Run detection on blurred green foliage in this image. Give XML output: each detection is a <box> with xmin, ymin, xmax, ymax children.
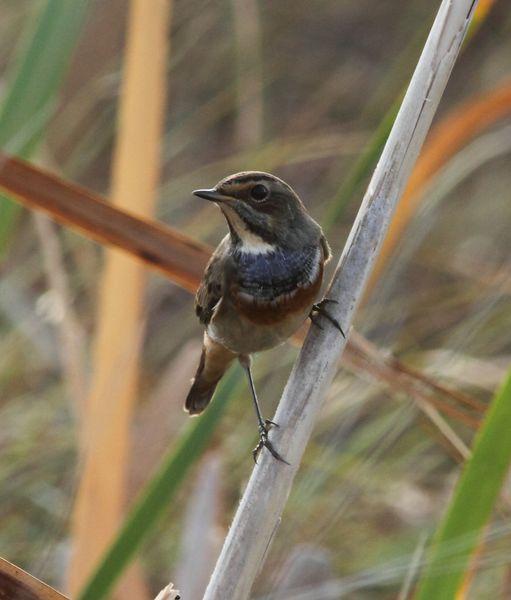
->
<box><xmin>417</xmin><ymin>367</ymin><xmax>511</xmax><ymax>599</ymax></box>
<box><xmin>0</xmin><ymin>0</ymin><xmax>90</xmax><ymax>253</ymax></box>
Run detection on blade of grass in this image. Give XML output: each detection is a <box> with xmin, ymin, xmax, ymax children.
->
<box><xmin>69</xmin><ymin>0</ymin><xmax>172</xmax><ymax>595</ymax></box>
<box><xmin>0</xmin><ymin>0</ymin><xmax>90</xmax><ymax>254</ymax></box>
<box><xmin>415</xmin><ymin>368</ymin><xmax>511</xmax><ymax>599</ymax></box>
<box><xmin>231</xmin><ymin>0</ymin><xmax>264</xmax><ymax>148</ymax></box>
<box><xmin>76</xmin><ymin>368</ymin><xmax>240</xmax><ymax>600</ymax></box>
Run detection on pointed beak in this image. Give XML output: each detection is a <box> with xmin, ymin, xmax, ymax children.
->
<box><xmin>193</xmin><ymin>188</ymin><xmax>233</xmax><ymax>203</ymax></box>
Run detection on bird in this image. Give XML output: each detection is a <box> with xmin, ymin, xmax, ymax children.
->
<box><xmin>185</xmin><ymin>171</ymin><xmax>344</xmax><ymax>463</ymax></box>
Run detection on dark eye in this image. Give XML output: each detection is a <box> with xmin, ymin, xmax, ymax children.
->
<box><xmin>250</xmin><ymin>184</ymin><xmax>269</xmax><ymax>201</ymax></box>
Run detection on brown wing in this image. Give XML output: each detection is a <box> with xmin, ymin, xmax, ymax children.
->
<box><xmin>195</xmin><ymin>236</ymin><xmax>229</xmax><ymax>326</ymax></box>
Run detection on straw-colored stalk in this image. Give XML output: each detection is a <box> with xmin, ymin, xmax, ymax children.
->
<box><xmin>175</xmin><ymin>452</ymin><xmax>223</xmax><ymax>599</ymax></box>
<box><xmin>33</xmin><ymin>212</ymin><xmax>87</xmax><ymax>414</ymax></box>
<box><xmin>154</xmin><ymin>583</ymin><xmax>181</xmax><ymax>600</ymax></box>
<box><xmin>204</xmin><ymin>2</ymin><xmax>478</xmax><ymax>597</ymax></box>
<box><xmin>68</xmin><ymin>0</ymin><xmax>172</xmax><ymax>596</ymax></box>
<box><xmin>231</xmin><ymin>0</ymin><xmax>263</xmax><ymax>148</ymax></box>
<box><xmin>0</xmin><ymin>556</ymin><xmax>68</xmax><ymax>600</ymax></box>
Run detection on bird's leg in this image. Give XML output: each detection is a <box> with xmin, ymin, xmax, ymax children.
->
<box><xmin>239</xmin><ymin>356</ymin><xmax>289</xmax><ymax>465</ymax></box>
<box><xmin>310</xmin><ymin>298</ymin><xmax>345</xmax><ymax>338</ymax></box>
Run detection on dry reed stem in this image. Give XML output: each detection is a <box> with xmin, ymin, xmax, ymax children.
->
<box><xmin>0</xmin><ymin>556</ymin><xmax>68</xmax><ymax>600</ymax></box>
<box><xmin>68</xmin><ymin>0</ymin><xmax>171</xmax><ymax>596</ymax></box>
<box><xmin>204</xmin><ymin>2</ymin><xmax>478</xmax><ymax>597</ymax></box>
<box><xmin>232</xmin><ymin>0</ymin><xmax>264</xmax><ymax>148</ymax></box>
<box><xmin>33</xmin><ymin>213</ymin><xmax>87</xmax><ymax>414</ymax></box>
<box><xmin>154</xmin><ymin>583</ymin><xmax>181</xmax><ymax>600</ymax></box>
<box><xmin>0</xmin><ymin>152</ymin><xmax>209</xmax><ymax>292</ymax></box>
<box><xmin>175</xmin><ymin>453</ymin><xmax>224</xmax><ymax>599</ymax></box>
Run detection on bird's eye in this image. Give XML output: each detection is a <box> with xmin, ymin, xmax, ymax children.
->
<box><xmin>250</xmin><ymin>184</ymin><xmax>269</xmax><ymax>201</ymax></box>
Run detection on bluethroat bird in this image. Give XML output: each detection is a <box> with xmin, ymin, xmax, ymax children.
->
<box><xmin>185</xmin><ymin>172</ymin><xmax>344</xmax><ymax>463</ymax></box>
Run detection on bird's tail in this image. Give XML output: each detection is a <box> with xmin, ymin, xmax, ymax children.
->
<box><xmin>185</xmin><ymin>334</ymin><xmax>236</xmax><ymax>415</ymax></box>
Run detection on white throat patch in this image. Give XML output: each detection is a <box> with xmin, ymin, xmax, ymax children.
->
<box><xmin>222</xmin><ymin>206</ymin><xmax>273</xmax><ymax>255</ymax></box>
<box><xmin>238</xmin><ymin>230</ymin><xmax>274</xmax><ymax>254</ymax></box>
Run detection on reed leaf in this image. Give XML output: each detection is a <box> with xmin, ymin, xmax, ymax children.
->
<box><xmin>0</xmin><ymin>152</ymin><xmax>209</xmax><ymax>292</ymax></box>
<box><xmin>0</xmin><ymin>0</ymin><xmax>90</xmax><ymax>253</ymax></box>
<box><xmin>415</xmin><ymin>368</ymin><xmax>511</xmax><ymax>599</ymax></box>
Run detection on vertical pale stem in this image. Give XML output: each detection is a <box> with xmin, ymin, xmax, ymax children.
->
<box><xmin>231</xmin><ymin>0</ymin><xmax>264</xmax><ymax>148</ymax></box>
<box><xmin>33</xmin><ymin>212</ymin><xmax>87</xmax><ymax>413</ymax></box>
<box><xmin>204</xmin><ymin>1</ymin><xmax>478</xmax><ymax>598</ymax></box>
<box><xmin>68</xmin><ymin>0</ymin><xmax>172</xmax><ymax>596</ymax></box>
<box><xmin>175</xmin><ymin>453</ymin><xmax>223</xmax><ymax>599</ymax></box>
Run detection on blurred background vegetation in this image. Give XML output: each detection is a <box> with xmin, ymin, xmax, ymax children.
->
<box><xmin>0</xmin><ymin>0</ymin><xmax>510</xmax><ymax>598</ymax></box>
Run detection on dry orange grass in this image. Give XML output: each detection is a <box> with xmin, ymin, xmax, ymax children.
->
<box><xmin>0</xmin><ymin>556</ymin><xmax>68</xmax><ymax>600</ymax></box>
<box><xmin>68</xmin><ymin>1</ymin><xmax>172</xmax><ymax>596</ymax></box>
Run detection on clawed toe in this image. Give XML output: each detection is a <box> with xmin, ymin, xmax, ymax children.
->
<box><xmin>252</xmin><ymin>423</ymin><xmax>289</xmax><ymax>465</ymax></box>
<box><xmin>309</xmin><ymin>312</ymin><xmax>323</xmax><ymax>330</ymax></box>
<box><xmin>310</xmin><ymin>298</ymin><xmax>345</xmax><ymax>338</ymax></box>
<box><xmin>320</xmin><ymin>298</ymin><xmax>338</xmax><ymax>306</ymax></box>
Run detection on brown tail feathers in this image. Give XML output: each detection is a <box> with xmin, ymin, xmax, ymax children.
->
<box><xmin>185</xmin><ymin>334</ymin><xmax>236</xmax><ymax>415</ymax></box>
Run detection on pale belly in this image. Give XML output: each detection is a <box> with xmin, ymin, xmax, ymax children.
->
<box><xmin>207</xmin><ymin>297</ymin><xmax>312</xmax><ymax>355</ymax></box>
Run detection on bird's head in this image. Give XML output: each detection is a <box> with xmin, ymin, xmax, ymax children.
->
<box><xmin>193</xmin><ymin>171</ymin><xmax>320</xmax><ymax>250</ymax></box>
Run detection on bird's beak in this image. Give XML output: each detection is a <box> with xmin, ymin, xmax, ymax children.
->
<box><xmin>193</xmin><ymin>188</ymin><xmax>233</xmax><ymax>203</ymax></box>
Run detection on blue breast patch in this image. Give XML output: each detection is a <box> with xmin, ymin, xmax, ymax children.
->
<box><xmin>234</xmin><ymin>245</ymin><xmax>320</xmax><ymax>301</ymax></box>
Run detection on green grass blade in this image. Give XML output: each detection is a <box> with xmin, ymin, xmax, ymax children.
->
<box><xmin>77</xmin><ymin>367</ymin><xmax>241</xmax><ymax>600</ymax></box>
<box><xmin>415</xmin><ymin>368</ymin><xmax>511</xmax><ymax>599</ymax></box>
<box><xmin>0</xmin><ymin>0</ymin><xmax>91</xmax><ymax>253</ymax></box>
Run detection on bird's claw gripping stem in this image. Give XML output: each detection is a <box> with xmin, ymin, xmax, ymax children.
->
<box><xmin>310</xmin><ymin>298</ymin><xmax>345</xmax><ymax>338</ymax></box>
<box><xmin>252</xmin><ymin>420</ymin><xmax>289</xmax><ymax>464</ymax></box>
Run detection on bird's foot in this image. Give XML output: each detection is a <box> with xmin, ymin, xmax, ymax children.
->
<box><xmin>310</xmin><ymin>298</ymin><xmax>345</xmax><ymax>338</ymax></box>
<box><xmin>252</xmin><ymin>420</ymin><xmax>289</xmax><ymax>465</ymax></box>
